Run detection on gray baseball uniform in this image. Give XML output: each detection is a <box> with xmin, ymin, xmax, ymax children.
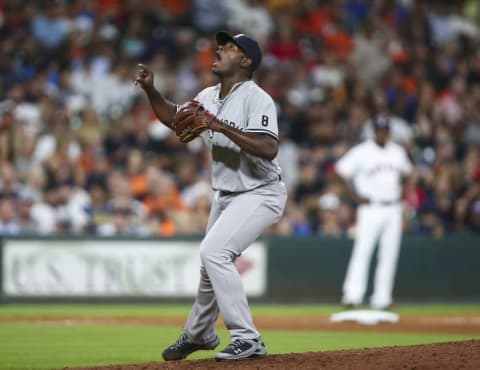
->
<box><xmin>183</xmin><ymin>80</ymin><xmax>287</xmax><ymax>343</ymax></box>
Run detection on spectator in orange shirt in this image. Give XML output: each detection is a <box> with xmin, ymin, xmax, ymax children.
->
<box><xmin>142</xmin><ymin>166</ymin><xmax>186</xmax><ymax>236</ymax></box>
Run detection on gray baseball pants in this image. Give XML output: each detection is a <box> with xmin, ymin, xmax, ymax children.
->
<box><xmin>184</xmin><ymin>180</ymin><xmax>287</xmax><ymax>344</ymax></box>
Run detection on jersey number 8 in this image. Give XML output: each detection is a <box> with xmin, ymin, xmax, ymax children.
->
<box><xmin>261</xmin><ymin>115</ymin><xmax>269</xmax><ymax>127</ymax></box>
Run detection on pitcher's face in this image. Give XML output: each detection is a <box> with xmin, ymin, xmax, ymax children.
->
<box><xmin>212</xmin><ymin>41</ymin><xmax>249</xmax><ymax>76</ymax></box>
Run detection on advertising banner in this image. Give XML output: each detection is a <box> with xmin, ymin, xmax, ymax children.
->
<box><xmin>2</xmin><ymin>240</ymin><xmax>266</xmax><ymax>297</ymax></box>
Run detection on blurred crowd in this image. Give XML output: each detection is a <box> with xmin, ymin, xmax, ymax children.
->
<box><xmin>0</xmin><ymin>0</ymin><xmax>480</xmax><ymax>238</ymax></box>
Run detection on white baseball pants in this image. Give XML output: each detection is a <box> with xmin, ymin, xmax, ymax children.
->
<box><xmin>342</xmin><ymin>203</ymin><xmax>403</xmax><ymax>309</ymax></box>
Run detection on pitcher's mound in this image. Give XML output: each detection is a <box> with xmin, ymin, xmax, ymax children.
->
<box><xmin>66</xmin><ymin>339</ymin><xmax>480</xmax><ymax>370</ymax></box>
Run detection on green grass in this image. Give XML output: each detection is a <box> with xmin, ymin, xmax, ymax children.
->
<box><xmin>0</xmin><ymin>323</ymin><xmax>478</xmax><ymax>370</ymax></box>
<box><xmin>0</xmin><ymin>303</ymin><xmax>479</xmax><ymax>369</ymax></box>
<box><xmin>0</xmin><ymin>303</ymin><xmax>479</xmax><ymax>317</ymax></box>
<box><xmin>0</xmin><ymin>303</ymin><xmax>192</xmax><ymax>318</ymax></box>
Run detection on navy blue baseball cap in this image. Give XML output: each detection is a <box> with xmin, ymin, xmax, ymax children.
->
<box><xmin>216</xmin><ymin>31</ymin><xmax>262</xmax><ymax>71</ymax></box>
<box><xmin>373</xmin><ymin>115</ymin><xmax>390</xmax><ymax>130</ymax></box>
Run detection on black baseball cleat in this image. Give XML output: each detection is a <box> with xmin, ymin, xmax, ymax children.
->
<box><xmin>162</xmin><ymin>333</ymin><xmax>220</xmax><ymax>361</ymax></box>
<box><xmin>215</xmin><ymin>337</ymin><xmax>267</xmax><ymax>361</ymax></box>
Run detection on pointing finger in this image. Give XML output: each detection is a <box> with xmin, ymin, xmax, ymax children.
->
<box><xmin>137</xmin><ymin>63</ymin><xmax>151</xmax><ymax>73</ymax></box>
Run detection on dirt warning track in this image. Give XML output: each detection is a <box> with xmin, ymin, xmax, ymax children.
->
<box><xmin>2</xmin><ymin>313</ymin><xmax>480</xmax><ymax>334</ymax></box>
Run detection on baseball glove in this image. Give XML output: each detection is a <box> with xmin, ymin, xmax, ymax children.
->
<box><xmin>172</xmin><ymin>100</ymin><xmax>215</xmax><ymax>143</ymax></box>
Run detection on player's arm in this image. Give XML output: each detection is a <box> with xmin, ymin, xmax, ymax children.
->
<box><xmin>135</xmin><ymin>64</ymin><xmax>176</xmax><ymax>129</ymax></box>
<box><xmin>334</xmin><ymin>173</ymin><xmax>369</xmax><ymax>205</ymax></box>
<box><xmin>335</xmin><ymin>149</ymin><xmax>369</xmax><ymax>204</ymax></box>
<box><xmin>399</xmin><ymin>148</ymin><xmax>414</xmax><ymax>199</ymax></box>
<box><xmin>173</xmin><ymin>92</ymin><xmax>278</xmax><ymax>158</ymax></box>
<box><xmin>209</xmin><ymin>120</ymin><xmax>278</xmax><ymax>160</ymax></box>
<box><xmin>400</xmin><ymin>173</ymin><xmax>410</xmax><ymax>198</ymax></box>
<box><xmin>207</xmin><ymin>91</ymin><xmax>279</xmax><ymax>161</ymax></box>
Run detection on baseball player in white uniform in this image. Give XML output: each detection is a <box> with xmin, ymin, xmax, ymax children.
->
<box><xmin>135</xmin><ymin>32</ymin><xmax>287</xmax><ymax>361</ymax></box>
<box><xmin>335</xmin><ymin>116</ymin><xmax>412</xmax><ymax>310</ymax></box>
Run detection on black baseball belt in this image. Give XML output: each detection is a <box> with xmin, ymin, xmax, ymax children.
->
<box><xmin>219</xmin><ymin>175</ymin><xmax>282</xmax><ymax>197</ymax></box>
<box><xmin>371</xmin><ymin>199</ymin><xmax>401</xmax><ymax>206</ymax></box>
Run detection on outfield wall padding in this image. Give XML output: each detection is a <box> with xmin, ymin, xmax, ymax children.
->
<box><xmin>1</xmin><ymin>234</ymin><xmax>479</xmax><ymax>303</ymax></box>
<box><xmin>265</xmin><ymin>234</ymin><xmax>480</xmax><ymax>302</ymax></box>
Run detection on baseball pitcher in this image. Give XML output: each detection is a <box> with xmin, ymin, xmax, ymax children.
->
<box><xmin>135</xmin><ymin>31</ymin><xmax>287</xmax><ymax>361</ymax></box>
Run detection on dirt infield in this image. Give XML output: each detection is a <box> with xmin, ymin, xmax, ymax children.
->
<box><xmin>3</xmin><ymin>314</ymin><xmax>478</xmax><ymax>369</ymax></box>
<box><xmin>2</xmin><ymin>313</ymin><xmax>480</xmax><ymax>333</ymax></box>
<box><xmin>64</xmin><ymin>340</ymin><xmax>480</xmax><ymax>370</ymax></box>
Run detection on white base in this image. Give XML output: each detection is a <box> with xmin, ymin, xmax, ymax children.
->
<box><xmin>329</xmin><ymin>309</ymin><xmax>400</xmax><ymax>325</ymax></box>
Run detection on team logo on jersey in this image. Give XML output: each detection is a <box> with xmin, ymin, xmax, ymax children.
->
<box><xmin>220</xmin><ymin>118</ymin><xmax>243</xmax><ymax>131</ymax></box>
<box><xmin>367</xmin><ymin>163</ymin><xmax>398</xmax><ymax>176</ymax></box>
<box><xmin>207</xmin><ymin>118</ymin><xmax>243</xmax><ymax>139</ymax></box>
